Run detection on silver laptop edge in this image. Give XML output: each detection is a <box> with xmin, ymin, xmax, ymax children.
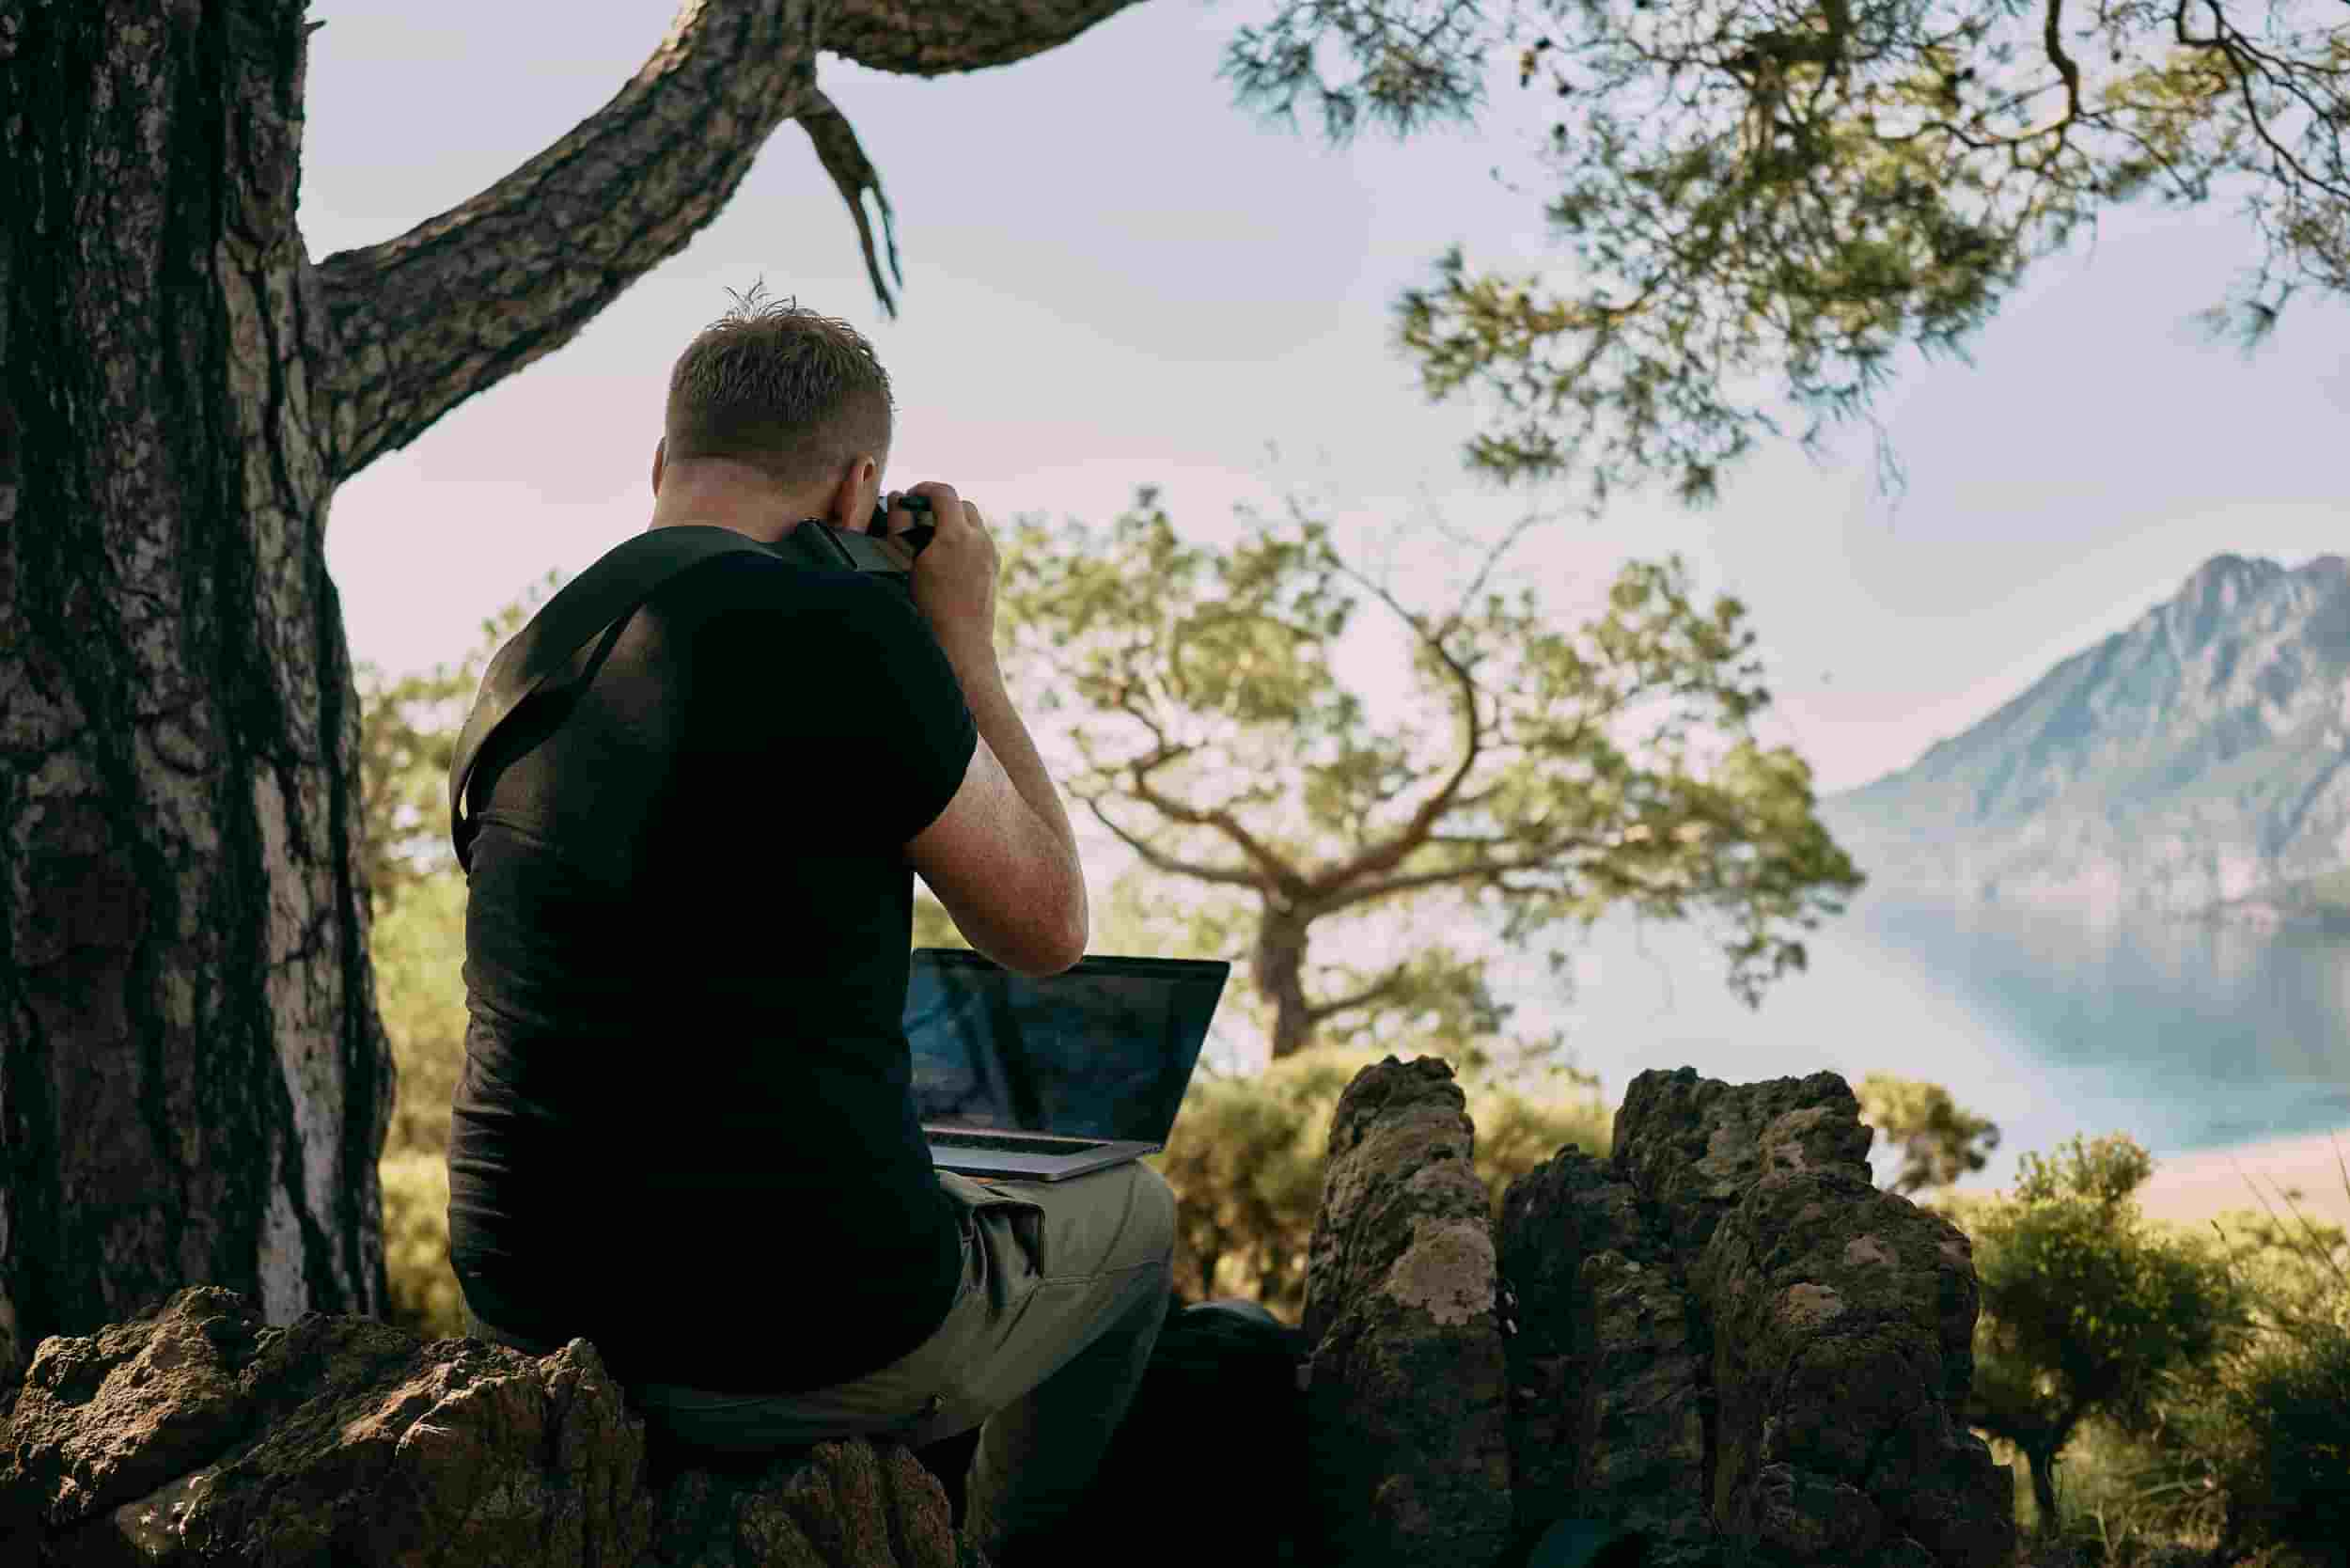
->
<box><xmin>911</xmin><ymin>949</ymin><xmax>1229</xmax><ymax>1183</ymax></box>
<box><xmin>934</xmin><ymin>1138</ymin><xmax>1163</xmax><ymax>1183</ymax></box>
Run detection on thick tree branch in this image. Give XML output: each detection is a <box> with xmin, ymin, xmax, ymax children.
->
<box><xmin>1080</xmin><ymin>793</ymin><xmax>1266</xmax><ymax>890</ymax></box>
<box><xmin>1303</xmin><ymin>967</ymin><xmax>1410</xmax><ymax>1027</ymax></box>
<box><xmin>818</xmin><ymin>0</ymin><xmax>1147</xmax><ymax>76</ymax></box>
<box><xmin>1302</xmin><ymin>551</ymin><xmax>1490</xmax><ymax>900</ymax></box>
<box><xmin>1124</xmin><ymin>753</ymin><xmax>1308</xmax><ymax>893</ymax></box>
<box><xmin>314</xmin><ymin>1</ymin><xmax>815</xmax><ymax>481</ymax></box>
<box><xmin>1318</xmin><ymin>822</ymin><xmax>1623</xmax><ymax>915</ymax></box>
<box><xmin>311</xmin><ymin>0</ymin><xmax>1143</xmax><ymax>484</ymax></box>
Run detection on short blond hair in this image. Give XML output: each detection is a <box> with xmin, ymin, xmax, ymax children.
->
<box><xmin>663</xmin><ymin>282</ymin><xmax>894</xmax><ymax>493</ymax></box>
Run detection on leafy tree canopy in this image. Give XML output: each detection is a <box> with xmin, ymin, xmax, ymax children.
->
<box><xmin>992</xmin><ymin>483</ymin><xmax>1865</xmax><ymax>1058</ymax></box>
<box><xmin>1215</xmin><ymin>0</ymin><xmax>2348</xmax><ymax>511</ymax></box>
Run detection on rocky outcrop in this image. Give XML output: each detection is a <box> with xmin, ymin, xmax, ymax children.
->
<box><xmin>1300</xmin><ymin>1056</ymin><xmax>1515</xmax><ymax>1568</ymax></box>
<box><xmin>1491</xmin><ymin>1065</ymin><xmax>2015</xmax><ymax>1568</ymax></box>
<box><xmin>2</xmin><ymin>1059</ymin><xmax>2014</xmax><ymax>1568</ymax></box>
<box><xmin>0</xmin><ymin>1285</ymin><xmax>974</xmax><ymax>1567</ymax></box>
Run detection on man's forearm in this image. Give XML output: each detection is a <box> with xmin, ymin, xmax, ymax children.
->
<box><xmin>936</xmin><ymin>630</ymin><xmax>1084</xmax><ymax>871</ymax></box>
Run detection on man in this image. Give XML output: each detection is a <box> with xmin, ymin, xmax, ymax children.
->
<box><xmin>446</xmin><ymin>293</ymin><xmax>1177</xmax><ymax>1560</ymax></box>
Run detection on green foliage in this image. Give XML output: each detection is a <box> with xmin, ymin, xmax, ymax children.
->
<box><xmin>1145</xmin><ymin>1042</ymin><xmax>1613</xmax><ymax>1316</ymax></box>
<box><xmin>381</xmin><ymin>1146</ymin><xmax>465</xmax><ymax>1341</ymax></box>
<box><xmin>1856</xmin><ymin>1072</ymin><xmax>2001</xmax><ymax>1195</ymax></box>
<box><xmin>354</xmin><ymin>567</ymin><xmax>565</xmax><ymax>916</ymax></box>
<box><xmin>1933</xmin><ymin>1133</ymin><xmax>2291</xmax><ymax>1544</ymax></box>
<box><xmin>1218</xmin><ymin>0</ymin><xmax>2350</xmax><ymax>513</ymax></box>
<box><xmin>1958</xmin><ymin>1144</ymin><xmax>2350</xmax><ymax>1565</ymax></box>
<box><xmin>995</xmin><ymin>486</ymin><xmax>1865</xmax><ymax>1062</ymax></box>
<box><xmin>2138</xmin><ymin>1149</ymin><xmax>2350</xmax><ymax>1565</ymax></box>
<box><xmin>1968</xmin><ymin>1134</ymin><xmax>2252</xmax><ymax>1428</ymax></box>
<box><xmin>375</xmin><ymin>868</ymin><xmax>467</xmax><ymax>1158</ymax></box>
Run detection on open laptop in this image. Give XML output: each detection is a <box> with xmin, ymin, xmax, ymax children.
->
<box><xmin>903</xmin><ymin>948</ymin><xmax>1231</xmax><ymax>1181</ymax></box>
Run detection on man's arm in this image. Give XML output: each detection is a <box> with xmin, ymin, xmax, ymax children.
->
<box><xmin>889</xmin><ymin>478</ymin><xmax>1089</xmax><ymax>977</ymax></box>
<box><xmin>904</xmin><ymin>626</ymin><xmax>1089</xmax><ymax>978</ymax></box>
<box><xmin>934</xmin><ymin>625</ymin><xmax>1082</xmax><ymax>873</ymax></box>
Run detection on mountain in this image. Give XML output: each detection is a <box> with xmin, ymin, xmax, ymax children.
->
<box><xmin>1816</xmin><ymin>553</ymin><xmax>2350</xmax><ymax>921</ymax></box>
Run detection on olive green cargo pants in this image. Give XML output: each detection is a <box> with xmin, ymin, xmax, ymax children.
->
<box><xmin>463</xmin><ymin>1160</ymin><xmax>1176</xmax><ymax>1558</ymax></box>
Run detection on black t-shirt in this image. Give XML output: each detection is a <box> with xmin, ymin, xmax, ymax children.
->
<box><xmin>446</xmin><ymin>543</ymin><xmax>979</xmax><ymax>1395</ymax></box>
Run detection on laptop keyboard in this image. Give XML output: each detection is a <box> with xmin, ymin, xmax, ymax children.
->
<box><xmin>928</xmin><ymin>1128</ymin><xmax>1111</xmax><ymax>1152</ymax></box>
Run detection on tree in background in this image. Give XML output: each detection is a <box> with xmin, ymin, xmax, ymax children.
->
<box><xmin>989</xmin><ymin>485</ymin><xmax>1866</xmax><ymax>1064</ymax></box>
<box><xmin>0</xmin><ymin>0</ymin><xmax>1162</xmax><ymax>1380</ymax></box>
<box><xmin>1218</xmin><ymin>0</ymin><xmax>2350</xmax><ymax>513</ymax></box>
<box><xmin>1857</xmin><ymin>1072</ymin><xmax>2002</xmax><ymax>1196</ymax></box>
<box><xmin>1932</xmin><ymin>1133</ymin><xmax>2260</xmax><ymax>1540</ymax></box>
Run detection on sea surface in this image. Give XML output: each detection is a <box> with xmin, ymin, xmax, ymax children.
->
<box><xmin>1203</xmin><ymin>886</ymin><xmax>2350</xmax><ymax>1199</ymax></box>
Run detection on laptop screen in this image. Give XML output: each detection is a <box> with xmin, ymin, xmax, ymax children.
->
<box><xmin>903</xmin><ymin>949</ymin><xmax>1231</xmax><ymax>1143</ymax></box>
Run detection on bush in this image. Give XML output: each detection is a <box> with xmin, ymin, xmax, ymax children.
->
<box><xmin>370</xmin><ymin>866</ymin><xmax>469</xmax><ymax>1336</ymax></box>
<box><xmin>1145</xmin><ymin>1041</ymin><xmax>1611</xmax><ymax>1320</ymax></box>
<box><xmin>1935</xmin><ymin>1146</ymin><xmax>2350</xmax><ymax>1568</ymax></box>
<box><xmin>381</xmin><ymin>1146</ymin><xmax>464</xmax><ymax>1340</ymax></box>
<box><xmin>373</xmin><ymin>869</ymin><xmax>467</xmax><ymax>1160</ymax></box>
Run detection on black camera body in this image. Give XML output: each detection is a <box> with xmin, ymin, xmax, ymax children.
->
<box><xmin>793</xmin><ymin>491</ymin><xmax>933</xmax><ymax>570</ymax></box>
<box><xmin>868</xmin><ymin>490</ymin><xmax>934</xmax><ymax>556</ymax></box>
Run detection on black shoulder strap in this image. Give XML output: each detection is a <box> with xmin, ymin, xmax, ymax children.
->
<box><xmin>446</xmin><ymin>522</ymin><xmax>912</xmax><ymax>874</ymax></box>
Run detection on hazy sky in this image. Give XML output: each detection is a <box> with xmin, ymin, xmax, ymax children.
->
<box><xmin>306</xmin><ymin>0</ymin><xmax>2350</xmax><ymax>808</ymax></box>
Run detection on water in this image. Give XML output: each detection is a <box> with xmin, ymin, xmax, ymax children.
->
<box><xmin>1539</xmin><ymin>887</ymin><xmax>2350</xmax><ymax>1195</ymax></box>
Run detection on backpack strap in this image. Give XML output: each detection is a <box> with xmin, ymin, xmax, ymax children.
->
<box><xmin>446</xmin><ymin>522</ymin><xmax>913</xmax><ymax>874</ymax></box>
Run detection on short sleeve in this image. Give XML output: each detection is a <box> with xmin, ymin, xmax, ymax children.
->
<box><xmin>689</xmin><ymin>566</ymin><xmax>979</xmax><ymax>847</ymax></box>
<box><xmin>823</xmin><ymin>577</ymin><xmax>980</xmax><ymax>843</ymax></box>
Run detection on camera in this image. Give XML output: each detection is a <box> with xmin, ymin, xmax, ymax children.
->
<box><xmin>868</xmin><ymin>491</ymin><xmax>934</xmax><ymax>556</ymax></box>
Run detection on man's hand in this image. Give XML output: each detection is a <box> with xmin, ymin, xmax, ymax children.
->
<box><xmin>882</xmin><ymin>482</ymin><xmax>998</xmax><ymax>654</ymax></box>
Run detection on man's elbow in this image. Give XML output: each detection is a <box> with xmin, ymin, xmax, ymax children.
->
<box><xmin>1028</xmin><ymin>882</ymin><xmax>1089</xmax><ymax>977</ymax></box>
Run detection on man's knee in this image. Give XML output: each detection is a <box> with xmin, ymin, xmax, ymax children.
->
<box><xmin>1130</xmin><ymin>1162</ymin><xmax>1177</xmax><ymax>1262</ymax></box>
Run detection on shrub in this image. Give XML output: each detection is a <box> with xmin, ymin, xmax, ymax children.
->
<box><xmin>381</xmin><ymin>1145</ymin><xmax>465</xmax><ymax>1341</ymax></box>
<box><xmin>1146</xmin><ymin>1042</ymin><xmax>1611</xmax><ymax>1320</ymax></box>
<box><xmin>373</xmin><ymin>869</ymin><xmax>467</xmax><ymax>1160</ymax></box>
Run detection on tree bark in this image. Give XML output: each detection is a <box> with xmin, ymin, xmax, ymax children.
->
<box><xmin>2024</xmin><ymin>1439</ymin><xmax>2062</xmax><ymax>1538</ymax></box>
<box><xmin>0</xmin><ymin>0</ymin><xmax>1139</xmax><ymax>1388</ymax></box>
<box><xmin>1252</xmin><ymin>905</ymin><xmax>1314</xmax><ymax>1059</ymax></box>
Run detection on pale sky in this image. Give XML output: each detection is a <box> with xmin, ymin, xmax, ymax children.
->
<box><xmin>306</xmin><ymin>0</ymin><xmax>2350</xmax><ymax>811</ymax></box>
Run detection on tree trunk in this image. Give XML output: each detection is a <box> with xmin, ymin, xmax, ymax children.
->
<box><xmin>0</xmin><ymin>0</ymin><xmax>1141</xmax><ymax>1388</ymax></box>
<box><xmin>1253</xmin><ymin>906</ymin><xmax>1314</xmax><ymax>1060</ymax></box>
<box><xmin>2024</xmin><ymin>1439</ymin><xmax>2062</xmax><ymax>1538</ymax></box>
<box><xmin>0</xmin><ymin>0</ymin><xmax>392</xmax><ymax>1387</ymax></box>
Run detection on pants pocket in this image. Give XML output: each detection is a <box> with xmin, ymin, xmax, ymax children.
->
<box><xmin>936</xmin><ymin>1168</ymin><xmax>1047</xmax><ymax>1277</ymax></box>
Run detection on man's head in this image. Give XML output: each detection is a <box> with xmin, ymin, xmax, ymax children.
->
<box><xmin>650</xmin><ymin>285</ymin><xmax>895</xmax><ymax>542</ymax></box>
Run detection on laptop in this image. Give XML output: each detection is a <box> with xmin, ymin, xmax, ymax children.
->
<box><xmin>903</xmin><ymin>948</ymin><xmax>1231</xmax><ymax>1181</ymax></box>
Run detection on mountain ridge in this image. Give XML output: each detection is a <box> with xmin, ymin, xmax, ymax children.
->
<box><xmin>1817</xmin><ymin>552</ymin><xmax>2350</xmax><ymax>920</ymax></box>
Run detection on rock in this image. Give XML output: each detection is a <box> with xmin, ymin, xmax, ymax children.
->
<box><xmin>1496</xmin><ymin>1143</ymin><xmax>1712</xmax><ymax>1566</ymax></box>
<box><xmin>0</xmin><ymin>1284</ymin><xmax>976</xmax><ymax>1567</ymax></box>
<box><xmin>4</xmin><ymin>1059</ymin><xmax>2017</xmax><ymax>1568</ymax></box>
<box><xmin>1299</xmin><ymin>1056</ymin><xmax>1515</xmax><ymax>1568</ymax></box>
<box><xmin>1496</xmin><ymin>1065</ymin><xmax>2016</xmax><ymax>1568</ymax></box>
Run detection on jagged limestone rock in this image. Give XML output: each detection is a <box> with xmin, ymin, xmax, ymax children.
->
<box><xmin>1301</xmin><ymin>1056</ymin><xmax>1514</xmax><ymax>1568</ymax></box>
<box><xmin>1496</xmin><ymin>1066</ymin><xmax>2015</xmax><ymax>1568</ymax></box>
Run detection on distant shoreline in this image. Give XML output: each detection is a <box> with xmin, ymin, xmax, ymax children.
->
<box><xmin>1975</xmin><ymin>1123</ymin><xmax>2350</xmax><ymax>1238</ymax></box>
<box><xmin>2186</xmin><ymin>897</ymin><xmax>2350</xmax><ymax>937</ymax></box>
<box><xmin>1846</xmin><ymin>879</ymin><xmax>2350</xmax><ymax>937</ymax></box>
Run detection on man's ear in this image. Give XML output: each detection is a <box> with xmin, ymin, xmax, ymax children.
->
<box><xmin>838</xmin><ymin>455</ymin><xmax>882</xmax><ymax>529</ymax></box>
<box><xmin>650</xmin><ymin>437</ymin><xmax>666</xmax><ymax>495</ymax></box>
